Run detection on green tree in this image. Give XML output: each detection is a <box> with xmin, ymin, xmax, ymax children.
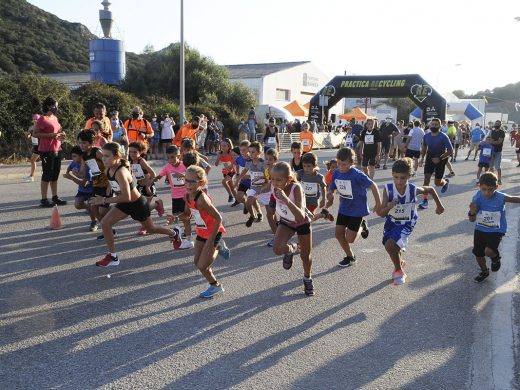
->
<box><xmin>382</xmin><ymin>98</ymin><xmax>417</xmax><ymax>122</ymax></box>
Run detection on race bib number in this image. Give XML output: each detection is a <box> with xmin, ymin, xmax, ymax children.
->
<box><xmin>335</xmin><ymin>179</ymin><xmax>353</xmax><ymax>199</ymax></box>
<box><xmin>131</xmin><ymin>164</ymin><xmax>145</xmax><ymax>180</ymax></box>
<box><xmin>250</xmin><ymin>170</ymin><xmax>265</xmax><ymax>184</ymax></box>
<box><xmin>476</xmin><ymin>210</ymin><xmax>501</xmax><ymax>229</ymax></box>
<box><xmin>268</xmin><ymin>137</ymin><xmax>276</xmax><ymax>146</ymax></box>
<box><xmin>109</xmin><ymin>180</ymin><xmax>121</xmax><ymax>193</ymax></box>
<box><xmin>276</xmin><ymin>202</ymin><xmax>295</xmax><ymax>222</ymax></box>
<box><xmin>31</xmin><ymin>136</ymin><xmax>39</xmax><ymax>145</ymax></box>
<box><xmin>170</xmin><ymin>173</ymin><xmax>185</xmax><ymax>187</ymax></box>
<box><xmin>365</xmin><ymin>134</ymin><xmax>374</xmax><ymax>144</ymax></box>
<box><xmin>238</xmin><ymin>165</ymin><xmax>246</xmax><ymax>174</ymax></box>
<box><xmin>389</xmin><ymin>203</ymin><xmax>413</xmax><ymax>222</ymax></box>
<box><xmin>345</xmin><ymin>135</ymin><xmax>353</xmax><ymax>147</ymax></box>
<box><xmin>302</xmin><ymin>181</ymin><xmax>318</xmax><ymax>197</ymax></box>
<box><xmin>302</xmin><ymin>139</ymin><xmax>310</xmax><ymax>147</ymax></box>
<box><xmin>86</xmin><ymin>159</ymin><xmax>101</xmax><ymax>177</ymax></box>
<box><xmin>482</xmin><ymin>148</ymin><xmax>492</xmax><ymax>157</ymax></box>
<box><xmin>191</xmin><ymin>208</ymin><xmax>207</xmax><ymax>229</ymax></box>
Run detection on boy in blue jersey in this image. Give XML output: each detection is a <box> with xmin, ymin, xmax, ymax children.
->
<box><xmin>232</xmin><ymin>140</ymin><xmax>251</xmax><ymax>214</ymax></box>
<box><xmin>468</xmin><ymin>172</ymin><xmax>520</xmax><ymax>282</ymax></box>
<box><xmin>476</xmin><ymin>140</ymin><xmax>494</xmax><ymax>185</ymax></box>
<box><xmin>326</xmin><ymin>147</ymin><xmax>382</xmax><ymax>267</ymax></box>
<box><xmin>63</xmin><ymin>145</ymin><xmax>96</xmax><ymax>231</ymax></box>
<box><xmin>378</xmin><ymin>158</ymin><xmax>444</xmax><ymax>285</ymax></box>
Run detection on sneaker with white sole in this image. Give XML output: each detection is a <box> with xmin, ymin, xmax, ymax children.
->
<box><xmin>22</xmin><ymin>175</ymin><xmax>34</xmax><ymax>182</ymax></box>
<box><xmin>393</xmin><ymin>270</ymin><xmax>407</xmax><ymax>285</ymax></box>
<box><xmin>89</xmin><ymin>221</ymin><xmax>98</xmax><ymax>232</ymax></box>
<box><xmin>179</xmin><ymin>239</ymin><xmax>194</xmax><ymax>249</ymax></box>
<box><xmin>96</xmin><ymin>253</ymin><xmax>120</xmax><ymax>267</ymax></box>
<box><xmin>199</xmin><ymin>284</ymin><xmax>224</xmax><ymax>298</ymax></box>
<box><xmin>218</xmin><ymin>239</ymin><xmax>231</xmax><ymax>260</ymax></box>
<box><xmin>266</xmin><ymin>238</ymin><xmax>274</xmax><ymax>247</ymax></box>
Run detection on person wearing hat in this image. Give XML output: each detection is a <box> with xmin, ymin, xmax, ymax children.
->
<box><xmin>23</xmin><ymin>114</ymin><xmax>42</xmax><ymax>182</ymax></box>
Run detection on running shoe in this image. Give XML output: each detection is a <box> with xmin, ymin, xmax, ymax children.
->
<box><xmin>97</xmin><ymin>229</ymin><xmax>116</xmax><ymax>240</ymax></box>
<box><xmin>393</xmin><ymin>270</ymin><xmax>407</xmax><ymax>285</ymax></box>
<box><xmin>303</xmin><ymin>278</ymin><xmax>315</xmax><ymax>296</ymax></box>
<box><xmin>320</xmin><ymin>209</ymin><xmax>334</xmax><ymax>222</ymax></box>
<box><xmin>491</xmin><ymin>256</ymin><xmax>501</xmax><ymax>272</ymax></box>
<box><xmin>230</xmin><ymin>200</ymin><xmax>239</xmax><ymax>207</ymax></box>
<box><xmin>199</xmin><ymin>284</ymin><xmax>224</xmax><ymax>298</ymax></box>
<box><xmin>170</xmin><ymin>228</ymin><xmax>182</xmax><ymax>249</ymax></box>
<box><xmin>22</xmin><ymin>175</ymin><xmax>34</xmax><ymax>182</ymax></box>
<box><xmin>40</xmin><ymin>199</ymin><xmax>54</xmax><ymax>208</ymax></box>
<box><xmin>243</xmin><ymin>205</ymin><xmax>248</xmax><ymax>214</ymax></box>
<box><xmin>89</xmin><ymin>221</ymin><xmax>98</xmax><ymax>232</ymax></box>
<box><xmin>179</xmin><ymin>239</ymin><xmax>194</xmax><ymax>249</ymax></box>
<box><xmin>283</xmin><ymin>252</ymin><xmax>294</xmax><ymax>270</ymax></box>
<box><xmin>266</xmin><ymin>238</ymin><xmax>274</xmax><ymax>247</ymax></box>
<box><xmin>474</xmin><ymin>268</ymin><xmax>490</xmax><ymax>283</ymax></box>
<box><xmin>245</xmin><ymin>216</ymin><xmax>255</xmax><ymax>227</ymax></box>
<box><xmin>52</xmin><ymin>196</ymin><xmax>67</xmax><ymax>206</ymax></box>
<box><xmin>441</xmin><ymin>179</ymin><xmax>450</xmax><ymax>193</ymax></box>
<box><xmin>360</xmin><ymin>219</ymin><xmax>369</xmax><ymax>239</ymax></box>
<box><xmin>228</xmin><ymin>195</ymin><xmax>234</xmax><ymax>203</ymax></box>
<box><xmin>155</xmin><ymin>198</ymin><xmax>165</xmax><ymax>217</ymax></box>
<box><xmin>218</xmin><ymin>239</ymin><xmax>231</xmax><ymax>260</ymax></box>
<box><xmin>255</xmin><ymin>213</ymin><xmax>263</xmax><ymax>223</ymax></box>
<box><xmin>96</xmin><ymin>253</ymin><xmax>120</xmax><ymax>267</ymax></box>
<box><xmin>446</xmin><ymin>171</ymin><xmax>455</xmax><ymax>177</ymax></box>
<box><xmin>138</xmin><ymin>226</ymin><xmax>148</xmax><ymax>236</ymax></box>
<box><xmin>338</xmin><ymin>255</ymin><xmax>356</xmax><ymax>267</ymax></box>
<box><xmin>418</xmin><ymin>199</ymin><xmax>429</xmax><ymax>209</ymax></box>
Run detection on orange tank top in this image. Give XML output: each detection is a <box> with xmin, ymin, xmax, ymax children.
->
<box><xmin>186</xmin><ymin>191</ymin><xmax>225</xmax><ymax>239</ymax></box>
<box><xmin>219</xmin><ymin>152</ymin><xmax>235</xmax><ymax>174</ymax></box>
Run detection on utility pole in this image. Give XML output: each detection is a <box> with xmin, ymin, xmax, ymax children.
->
<box><xmin>179</xmin><ymin>0</ymin><xmax>185</xmax><ymax>125</ymax></box>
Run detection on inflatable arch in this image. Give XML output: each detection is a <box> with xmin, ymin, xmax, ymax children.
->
<box><xmin>308</xmin><ymin>74</ymin><xmax>446</xmax><ymax>124</ymax></box>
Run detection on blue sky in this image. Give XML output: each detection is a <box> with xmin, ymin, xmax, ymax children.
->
<box><xmin>28</xmin><ymin>0</ymin><xmax>520</xmax><ymax>95</ymax></box>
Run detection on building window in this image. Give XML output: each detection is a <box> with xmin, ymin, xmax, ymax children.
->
<box><xmin>276</xmin><ymin>88</ymin><xmax>290</xmax><ymax>101</ymax></box>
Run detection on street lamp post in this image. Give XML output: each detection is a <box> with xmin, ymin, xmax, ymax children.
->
<box><xmin>179</xmin><ymin>0</ymin><xmax>185</xmax><ymax>125</ymax></box>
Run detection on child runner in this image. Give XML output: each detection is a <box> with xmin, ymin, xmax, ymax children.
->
<box><xmin>89</xmin><ymin>142</ymin><xmax>178</xmax><ymax>267</ymax></box>
<box><xmin>326</xmin><ymin>147</ymin><xmax>382</xmax><ymax>267</ymax></box>
<box><xmin>299</xmin><ymin>122</ymin><xmax>314</xmax><ymax>153</ymax></box>
<box><xmin>174</xmin><ymin>165</ymin><xmax>230</xmax><ymax>298</ymax></box>
<box><xmin>232</xmin><ymin>140</ymin><xmax>251</xmax><ymax>212</ymax></box>
<box><xmin>258</xmin><ymin>148</ymin><xmax>279</xmax><ymax>247</ymax></box>
<box><xmin>271</xmin><ymin>161</ymin><xmax>315</xmax><ymax>296</ymax></box>
<box><xmin>63</xmin><ymin>145</ymin><xmax>96</xmax><ymax>230</ymax></box>
<box><xmin>77</xmin><ymin>129</ymin><xmax>110</xmax><ymax>237</ymax></box>
<box><xmin>290</xmin><ymin>142</ymin><xmax>304</xmax><ymax>172</ymax></box>
<box><xmin>263</xmin><ymin>117</ymin><xmax>280</xmax><ymax>153</ymax></box>
<box><xmin>343</xmin><ymin>126</ymin><xmax>359</xmax><ymax>149</ymax></box>
<box><xmin>128</xmin><ymin>141</ymin><xmax>165</xmax><ymax>236</ymax></box>
<box><xmin>324</xmin><ymin>159</ymin><xmax>337</xmax><ymax>188</ymax></box>
<box><xmin>215</xmin><ymin>138</ymin><xmax>237</xmax><ymax>203</ymax></box>
<box><xmin>91</xmin><ymin>120</ymin><xmax>110</xmax><ymax>148</ymax></box>
<box><xmin>154</xmin><ymin>145</ymin><xmax>192</xmax><ymax>249</ymax></box>
<box><xmin>297</xmin><ymin>152</ymin><xmax>332</xmax><ymax>222</ymax></box>
<box><xmin>378</xmin><ymin>158</ymin><xmax>444</xmax><ymax>285</ymax></box>
<box><xmin>236</xmin><ymin>141</ymin><xmax>266</xmax><ymax>227</ymax></box>
<box><xmin>511</xmin><ymin>128</ymin><xmax>520</xmax><ymax>167</ymax></box>
<box><xmin>359</xmin><ymin>118</ymin><xmax>381</xmax><ymax>179</ymax></box>
<box><xmin>476</xmin><ymin>139</ymin><xmax>494</xmax><ymax>185</ymax></box>
<box><xmin>468</xmin><ymin>172</ymin><xmax>520</xmax><ymax>282</ymax></box>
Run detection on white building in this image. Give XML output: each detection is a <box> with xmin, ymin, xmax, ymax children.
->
<box><xmin>226</xmin><ymin>61</ymin><xmax>343</xmax><ymax>120</ymax></box>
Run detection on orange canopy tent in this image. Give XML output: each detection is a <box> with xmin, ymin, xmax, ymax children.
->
<box><xmin>303</xmin><ymin>102</ymin><xmax>310</xmax><ymax>110</ymax></box>
<box><xmin>284</xmin><ymin>100</ymin><xmax>308</xmax><ymax>117</ymax></box>
<box><xmin>339</xmin><ymin>107</ymin><xmax>374</xmax><ymax>121</ymax></box>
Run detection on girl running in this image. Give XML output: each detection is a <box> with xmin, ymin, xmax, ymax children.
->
<box><xmin>128</xmin><ymin>141</ymin><xmax>165</xmax><ymax>235</ymax></box>
<box><xmin>259</xmin><ymin>148</ymin><xmax>279</xmax><ymax>247</ymax></box>
<box><xmin>89</xmin><ymin>142</ymin><xmax>177</xmax><ymax>267</ymax></box>
<box><xmin>263</xmin><ymin>117</ymin><xmax>280</xmax><ymax>153</ymax></box>
<box><xmin>215</xmin><ymin>138</ymin><xmax>237</xmax><ymax>203</ymax></box>
<box><xmin>271</xmin><ymin>161</ymin><xmax>315</xmax><ymax>296</ymax></box>
<box><xmin>326</xmin><ymin>147</ymin><xmax>382</xmax><ymax>267</ymax></box>
<box><xmin>174</xmin><ymin>165</ymin><xmax>230</xmax><ymax>298</ymax></box>
<box><xmin>378</xmin><ymin>158</ymin><xmax>444</xmax><ymax>285</ymax></box>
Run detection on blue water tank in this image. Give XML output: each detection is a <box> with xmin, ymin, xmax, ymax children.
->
<box><xmin>89</xmin><ymin>38</ymin><xmax>125</xmax><ymax>85</ymax></box>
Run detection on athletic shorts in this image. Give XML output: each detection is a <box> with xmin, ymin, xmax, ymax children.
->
<box><xmin>362</xmin><ymin>154</ymin><xmax>377</xmax><ymax>167</ymax></box>
<box><xmin>40</xmin><ymin>151</ymin><xmax>62</xmax><ymax>182</ymax></box>
<box><xmin>278</xmin><ymin>221</ymin><xmax>311</xmax><ymax>236</ymax></box>
<box><xmin>171</xmin><ymin>198</ymin><xmax>185</xmax><ymax>214</ymax></box>
<box><xmin>336</xmin><ymin>213</ymin><xmax>363</xmax><ymax>231</ymax></box>
<box><xmin>381</xmin><ymin>139</ymin><xmax>391</xmax><ymax>154</ymax></box>
<box><xmin>493</xmin><ymin>152</ymin><xmax>502</xmax><ymax>170</ymax></box>
<box><xmin>382</xmin><ymin>224</ymin><xmax>412</xmax><ymax>250</ymax></box>
<box><xmin>307</xmin><ymin>204</ymin><xmax>317</xmax><ymax>214</ymax></box>
<box><xmin>196</xmin><ymin>231</ymin><xmax>222</xmax><ymax>247</ymax></box>
<box><xmin>405</xmin><ymin>149</ymin><xmax>421</xmax><ymax>159</ymax></box>
<box><xmin>237</xmin><ymin>182</ymin><xmax>250</xmax><ymax>193</ymax></box>
<box><xmin>92</xmin><ymin>186</ymin><xmax>110</xmax><ymax>208</ymax></box>
<box><xmin>137</xmin><ymin>183</ymin><xmax>157</xmax><ymax>197</ymax></box>
<box><xmin>222</xmin><ymin>172</ymin><xmax>235</xmax><ymax>179</ymax></box>
<box><xmin>472</xmin><ymin>230</ymin><xmax>503</xmax><ymax>258</ymax></box>
<box><xmin>478</xmin><ymin>162</ymin><xmax>489</xmax><ymax>169</ymax></box>
<box><xmin>32</xmin><ymin>145</ymin><xmax>40</xmax><ymax>155</ymax></box>
<box><xmin>151</xmin><ymin>133</ymin><xmax>161</xmax><ymax>143</ymax></box>
<box><xmin>75</xmin><ymin>192</ymin><xmax>93</xmax><ymax>202</ymax></box>
<box><xmin>424</xmin><ymin>157</ymin><xmax>447</xmax><ymax>180</ymax></box>
<box><xmin>470</xmin><ymin>142</ymin><xmax>480</xmax><ymax>151</ymax></box>
<box><xmin>115</xmin><ymin>195</ymin><xmax>150</xmax><ymax>222</ymax></box>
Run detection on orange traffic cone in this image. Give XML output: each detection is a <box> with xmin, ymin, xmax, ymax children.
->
<box><xmin>47</xmin><ymin>205</ymin><xmax>63</xmax><ymax>230</ymax></box>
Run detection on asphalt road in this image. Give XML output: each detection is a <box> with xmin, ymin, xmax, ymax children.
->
<box><xmin>0</xmin><ymin>146</ymin><xmax>518</xmax><ymax>390</ymax></box>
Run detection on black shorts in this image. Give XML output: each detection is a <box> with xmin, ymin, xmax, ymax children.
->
<box><xmin>278</xmin><ymin>221</ymin><xmax>311</xmax><ymax>236</ymax></box>
<box><xmin>424</xmin><ymin>157</ymin><xmax>447</xmax><ymax>180</ymax></box>
<box><xmin>472</xmin><ymin>230</ymin><xmax>503</xmax><ymax>257</ymax></box>
<box><xmin>405</xmin><ymin>149</ymin><xmax>421</xmax><ymax>159</ymax></box>
<box><xmin>196</xmin><ymin>231</ymin><xmax>223</xmax><ymax>247</ymax></box>
<box><xmin>137</xmin><ymin>183</ymin><xmax>157</xmax><ymax>197</ymax></box>
<box><xmin>40</xmin><ymin>151</ymin><xmax>62</xmax><ymax>182</ymax></box>
<box><xmin>237</xmin><ymin>182</ymin><xmax>250</xmax><ymax>193</ymax></box>
<box><xmin>115</xmin><ymin>195</ymin><xmax>150</xmax><ymax>222</ymax></box>
<box><xmin>31</xmin><ymin>145</ymin><xmax>39</xmax><ymax>155</ymax></box>
<box><xmin>362</xmin><ymin>154</ymin><xmax>377</xmax><ymax>167</ymax></box>
<box><xmin>478</xmin><ymin>162</ymin><xmax>489</xmax><ymax>168</ymax></box>
<box><xmin>160</xmin><ymin>139</ymin><xmax>172</xmax><ymax>144</ymax></box>
<box><xmin>222</xmin><ymin>172</ymin><xmax>235</xmax><ymax>179</ymax></box>
<box><xmin>381</xmin><ymin>139</ymin><xmax>391</xmax><ymax>154</ymax></box>
<box><xmin>171</xmin><ymin>198</ymin><xmax>185</xmax><ymax>214</ymax></box>
<box><xmin>336</xmin><ymin>213</ymin><xmax>363</xmax><ymax>231</ymax></box>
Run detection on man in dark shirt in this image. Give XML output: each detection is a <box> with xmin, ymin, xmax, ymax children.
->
<box><xmin>350</xmin><ymin>118</ymin><xmax>364</xmax><ymax>165</ymax></box>
<box><xmin>359</xmin><ymin>118</ymin><xmax>381</xmax><ymax>179</ymax></box>
<box><xmin>487</xmin><ymin>120</ymin><xmax>506</xmax><ymax>184</ymax></box>
<box><xmin>379</xmin><ymin>117</ymin><xmax>399</xmax><ymax>169</ymax></box>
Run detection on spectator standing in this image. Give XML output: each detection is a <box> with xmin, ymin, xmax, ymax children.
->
<box><xmin>247</xmin><ymin>107</ymin><xmax>257</xmax><ymax>141</ymax></box>
<box><xmin>379</xmin><ymin>117</ymin><xmax>399</xmax><ymax>169</ymax></box>
<box><xmin>124</xmin><ymin>106</ymin><xmax>153</xmax><ymax>144</ymax></box>
<box><xmin>173</xmin><ymin>116</ymin><xmax>200</xmax><ymax>147</ymax></box>
<box><xmin>487</xmin><ymin>120</ymin><xmax>505</xmax><ymax>184</ymax></box>
<box><xmin>23</xmin><ymin>114</ymin><xmax>41</xmax><ymax>182</ymax></box>
<box><xmin>160</xmin><ymin>114</ymin><xmax>175</xmax><ymax>159</ymax></box>
<box><xmin>110</xmin><ymin>111</ymin><xmax>128</xmax><ymax>158</ymax></box>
